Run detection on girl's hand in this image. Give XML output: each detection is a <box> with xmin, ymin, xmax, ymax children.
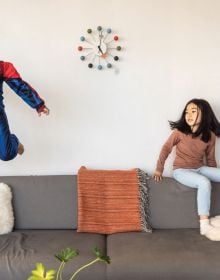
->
<box><xmin>153</xmin><ymin>170</ymin><xmax>163</xmax><ymax>182</ymax></box>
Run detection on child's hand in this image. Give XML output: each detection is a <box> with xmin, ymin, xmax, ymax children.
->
<box><xmin>38</xmin><ymin>106</ymin><xmax>50</xmax><ymax>116</ymax></box>
<box><xmin>153</xmin><ymin>170</ymin><xmax>163</xmax><ymax>182</ymax></box>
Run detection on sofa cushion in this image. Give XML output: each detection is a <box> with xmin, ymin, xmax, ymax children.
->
<box><xmin>0</xmin><ymin>175</ymin><xmax>78</xmax><ymax>229</ymax></box>
<box><xmin>107</xmin><ymin>229</ymin><xmax>220</xmax><ymax>280</ymax></box>
<box><xmin>148</xmin><ymin>177</ymin><xmax>220</xmax><ymax>229</ymax></box>
<box><xmin>0</xmin><ymin>230</ymin><xmax>106</xmax><ymax>280</ymax></box>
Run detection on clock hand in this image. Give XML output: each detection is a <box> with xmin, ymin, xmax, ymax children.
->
<box><xmin>98</xmin><ymin>45</ymin><xmax>104</xmax><ymax>54</ymax></box>
<box><xmin>99</xmin><ymin>31</ymin><xmax>102</xmax><ymax>47</ymax></box>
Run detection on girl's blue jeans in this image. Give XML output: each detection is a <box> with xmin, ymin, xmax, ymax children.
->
<box><xmin>0</xmin><ymin>109</ymin><xmax>19</xmax><ymax>161</ymax></box>
<box><xmin>173</xmin><ymin>167</ymin><xmax>220</xmax><ymax>216</ymax></box>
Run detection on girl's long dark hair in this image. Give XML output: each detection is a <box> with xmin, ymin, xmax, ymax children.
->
<box><xmin>169</xmin><ymin>99</ymin><xmax>220</xmax><ymax>142</ymax></box>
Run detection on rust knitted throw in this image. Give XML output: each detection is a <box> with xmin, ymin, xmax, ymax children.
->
<box><xmin>77</xmin><ymin>166</ymin><xmax>152</xmax><ymax>234</ymax></box>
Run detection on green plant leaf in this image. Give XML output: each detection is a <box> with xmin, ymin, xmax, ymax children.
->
<box><xmin>93</xmin><ymin>246</ymin><xmax>102</xmax><ymax>257</ymax></box>
<box><xmin>100</xmin><ymin>255</ymin><xmax>111</xmax><ymax>264</ymax></box>
<box><xmin>93</xmin><ymin>247</ymin><xmax>111</xmax><ymax>264</ymax></box>
<box><xmin>45</xmin><ymin>269</ymin><xmax>56</xmax><ymax>280</ymax></box>
<box><xmin>55</xmin><ymin>248</ymin><xmax>78</xmax><ymax>263</ymax></box>
<box><xmin>27</xmin><ymin>263</ymin><xmax>56</xmax><ymax>280</ymax></box>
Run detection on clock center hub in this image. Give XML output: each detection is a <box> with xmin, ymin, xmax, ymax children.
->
<box><xmin>95</xmin><ymin>42</ymin><xmax>107</xmax><ymax>57</ymax></box>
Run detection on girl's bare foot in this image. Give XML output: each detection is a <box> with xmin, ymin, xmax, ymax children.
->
<box><xmin>18</xmin><ymin>143</ymin><xmax>24</xmax><ymax>155</ymax></box>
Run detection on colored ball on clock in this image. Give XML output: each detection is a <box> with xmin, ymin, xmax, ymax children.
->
<box><xmin>80</xmin><ymin>56</ymin><xmax>85</xmax><ymax>61</ymax></box>
<box><xmin>114</xmin><ymin>36</ymin><xmax>119</xmax><ymax>41</ymax></box>
<box><xmin>97</xmin><ymin>26</ymin><xmax>102</xmax><ymax>31</ymax></box>
<box><xmin>78</xmin><ymin>46</ymin><xmax>83</xmax><ymax>51</ymax></box>
<box><xmin>80</xmin><ymin>36</ymin><xmax>85</xmax><ymax>41</ymax></box>
<box><xmin>107</xmin><ymin>63</ymin><xmax>112</xmax><ymax>68</ymax></box>
<box><xmin>98</xmin><ymin>65</ymin><xmax>103</xmax><ymax>70</ymax></box>
<box><xmin>107</xmin><ymin>28</ymin><xmax>112</xmax><ymax>33</ymax></box>
<box><xmin>116</xmin><ymin>46</ymin><xmax>122</xmax><ymax>51</ymax></box>
<box><xmin>87</xmin><ymin>29</ymin><xmax>92</xmax><ymax>34</ymax></box>
<box><xmin>88</xmin><ymin>63</ymin><xmax>93</xmax><ymax>68</ymax></box>
<box><xmin>114</xmin><ymin>56</ymin><xmax>119</xmax><ymax>61</ymax></box>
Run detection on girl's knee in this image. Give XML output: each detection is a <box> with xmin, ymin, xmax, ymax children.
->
<box><xmin>198</xmin><ymin>177</ymin><xmax>212</xmax><ymax>192</ymax></box>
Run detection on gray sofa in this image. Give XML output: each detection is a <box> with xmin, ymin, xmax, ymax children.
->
<box><xmin>1</xmin><ymin>175</ymin><xmax>220</xmax><ymax>280</ymax></box>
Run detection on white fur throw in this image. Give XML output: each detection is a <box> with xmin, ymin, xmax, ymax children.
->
<box><xmin>0</xmin><ymin>183</ymin><xmax>14</xmax><ymax>234</ymax></box>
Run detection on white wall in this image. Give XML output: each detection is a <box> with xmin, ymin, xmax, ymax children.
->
<box><xmin>0</xmin><ymin>0</ymin><xmax>220</xmax><ymax>176</ymax></box>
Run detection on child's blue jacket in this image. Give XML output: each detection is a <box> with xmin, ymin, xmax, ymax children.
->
<box><xmin>0</xmin><ymin>61</ymin><xmax>45</xmax><ymax>112</ymax></box>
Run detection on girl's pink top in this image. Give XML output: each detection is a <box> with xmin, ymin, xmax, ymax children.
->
<box><xmin>156</xmin><ymin>129</ymin><xmax>217</xmax><ymax>172</ymax></box>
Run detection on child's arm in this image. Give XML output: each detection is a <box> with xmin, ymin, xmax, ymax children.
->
<box><xmin>153</xmin><ymin>170</ymin><xmax>163</xmax><ymax>182</ymax></box>
<box><xmin>3</xmin><ymin>62</ymin><xmax>49</xmax><ymax>115</ymax></box>
<box><xmin>153</xmin><ymin>129</ymin><xmax>180</xmax><ymax>181</ymax></box>
<box><xmin>206</xmin><ymin>133</ymin><xmax>217</xmax><ymax>167</ymax></box>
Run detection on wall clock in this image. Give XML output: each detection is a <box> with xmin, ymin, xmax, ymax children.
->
<box><xmin>77</xmin><ymin>26</ymin><xmax>122</xmax><ymax>70</ymax></box>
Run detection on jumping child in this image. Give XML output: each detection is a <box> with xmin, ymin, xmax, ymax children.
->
<box><xmin>0</xmin><ymin>61</ymin><xmax>49</xmax><ymax>161</ymax></box>
<box><xmin>153</xmin><ymin>98</ymin><xmax>220</xmax><ymax>241</ymax></box>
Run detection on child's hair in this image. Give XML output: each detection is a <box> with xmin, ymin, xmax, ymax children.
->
<box><xmin>169</xmin><ymin>98</ymin><xmax>220</xmax><ymax>142</ymax></box>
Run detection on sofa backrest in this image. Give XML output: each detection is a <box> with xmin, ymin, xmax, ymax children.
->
<box><xmin>0</xmin><ymin>175</ymin><xmax>77</xmax><ymax>230</ymax></box>
<box><xmin>1</xmin><ymin>175</ymin><xmax>220</xmax><ymax>230</ymax></box>
<box><xmin>148</xmin><ymin>177</ymin><xmax>220</xmax><ymax>229</ymax></box>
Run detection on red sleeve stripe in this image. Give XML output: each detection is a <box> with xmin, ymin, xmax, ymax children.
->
<box><xmin>3</xmin><ymin>62</ymin><xmax>21</xmax><ymax>79</ymax></box>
